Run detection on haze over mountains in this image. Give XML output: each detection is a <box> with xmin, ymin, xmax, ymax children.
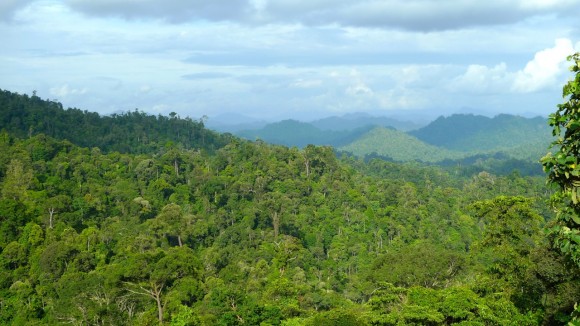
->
<box><xmin>213</xmin><ymin>112</ymin><xmax>551</xmax><ymax>167</ymax></box>
<box><xmin>205</xmin><ymin>112</ymin><xmax>424</xmax><ymax>134</ymax></box>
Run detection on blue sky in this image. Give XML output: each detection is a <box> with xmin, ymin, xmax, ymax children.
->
<box><xmin>1</xmin><ymin>0</ymin><xmax>580</xmax><ymax>122</ymax></box>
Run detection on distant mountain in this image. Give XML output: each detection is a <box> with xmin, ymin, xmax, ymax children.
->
<box><xmin>236</xmin><ymin>119</ymin><xmax>373</xmax><ymax>148</ymax></box>
<box><xmin>339</xmin><ymin>127</ymin><xmax>465</xmax><ymax>163</ymax></box>
<box><xmin>310</xmin><ymin>113</ymin><xmax>422</xmax><ymax>131</ymax></box>
<box><xmin>409</xmin><ymin>114</ymin><xmax>550</xmax><ymax>152</ymax></box>
<box><xmin>205</xmin><ymin>113</ymin><xmax>268</xmax><ymax>133</ymax></box>
<box><xmin>336</xmin><ymin>114</ymin><xmax>551</xmax><ymax>168</ymax></box>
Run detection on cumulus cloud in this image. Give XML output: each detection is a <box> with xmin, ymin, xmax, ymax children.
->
<box><xmin>57</xmin><ymin>0</ymin><xmax>580</xmax><ymax>31</ymax></box>
<box><xmin>449</xmin><ymin>63</ymin><xmax>511</xmax><ymax>94</ymax></box>
<box><xmin>512</xmin><ymin>38</ymin><xmax>575</xmax><ymax>92</ymax></box>
<box><xmin>49</xmin><ymin>84</ymin><xmax>87</xmax><ymax>98</ymax></box>
<box><xmin>345</xmin><ymin>69</ymin><xmax>373</xmax><ymax>96</ymax></box>
<box><xmin>449</xmin><ymin>38</ymin><xmax>577</xmax><ymax>95</ymax></box>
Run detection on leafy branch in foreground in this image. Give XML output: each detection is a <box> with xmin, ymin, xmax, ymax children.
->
<box><xmin>541</xmin><ymin>52</ymin><xmax>580</xmax><ymax>325</ymax></box>
<box><xmin>542</xmin><ymin>53</ymin><xmax>580</xmax><ymax>265</ymax></box>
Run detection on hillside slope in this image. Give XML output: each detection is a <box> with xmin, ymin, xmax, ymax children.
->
<box><xmin>0</xmin><ymin>89</ymin><xmax>229</xmax><ymax>153</ymax></box>
<box><xmin>339</xmin><ymin>127</ymin><xmax>465</xmax><ymax>162</ymax></box>
<box><xmin>409</xmin><ymin>114</ymin><xmax>550</xmax><ymax>152</ymax></box>
<box><xmin>237</xmin><ymin>119</ymin><xmax>373</xmax><ymax>147</ymax></box>
<box><xmin>0</xmin><ymin>89</ymin><xmax>576</xmax><ymax>325</ymax></box>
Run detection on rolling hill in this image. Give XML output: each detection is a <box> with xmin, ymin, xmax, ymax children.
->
<box><xmin>335</xmin><ymin>114</ymin><xmax>552</xmax><ymax>175</ymax></box>
<box><xmin>236</xmin><ymin>119</ymin><xmax>374</xmax><ymax>147</ymax></box>
<box><xmin>409</xmin><ymin>114</ymin><xmax>550</xmax><ymax>152</ymax></box>
<box><xmin>339</xmin><ymin>127</ymin><xmax>465</xmax><ymax>162</ymax></box>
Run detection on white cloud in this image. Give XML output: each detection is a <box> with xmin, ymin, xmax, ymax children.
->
<box><xmin>139</xmin><ymin>85</ymin><xmax>152</xmax><ymax>93</ymax></box>
<box><xmin>291</xmin><ymin>79</ymin><xmax>322</xmax><ymax>88</ymax></box>
<box><xmin>3</xmin><ymin>0</ymin><xmax>579</xmax><ymax>121</ymax></box>
<box><xmin>49</xmin><ymin>84</ymin><xmax>87</xmax><ymax>97</ymax></box>
<box><xmin>512</xmin><ymin>38</ymin><xmax>575</xmax><ymax>92</ymax></box>
<box><xmin>449</xmin><ymin>63</ymin><xmax>511</xmax><ymax>94</ymax></box>
<box><xmin>449</xmin><ymin>38</ymin><xmax>577</xmax><ymax>95</ymax></box>
<box><xmin>346</xmin><ymin>84</ymin><xmax>373</xmax><ymax>96</ymax></box>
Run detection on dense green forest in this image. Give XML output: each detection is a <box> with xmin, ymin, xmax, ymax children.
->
<box><xmin>0</xmin><ymin>89</ymin><xmax>230</xmax><ymax>154</ymax></box>
<box><xmin>409</xmin><ymin>114</ymin><xmax>550</xmax><ymax>152</ymax></box>
<box><xmin>339</xmin><ymin>127</ymin><xmax>464</xmax><ymax>163</ymax></box>
<box><xmin>1</xmin><ymin>87</ymin><xmax>580</xmax><ymax>325</ymax></box>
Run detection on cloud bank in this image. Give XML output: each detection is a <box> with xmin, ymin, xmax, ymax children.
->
<box><xmin>21</xmin><ymin>0</ymin><xmax>574</xmax><ymax>31</ymax></box>
<box><xmin>1</xmin><ymin>0</ymin><xmax>579</xmax><ymax>121</ymax></box>
<box><xmin>0</xmin><ymin>0</ymin><xmax>36</xmax><ymax>20</ymax></box>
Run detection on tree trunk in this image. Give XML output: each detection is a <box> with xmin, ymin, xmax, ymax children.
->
<box><xmin>48</xmin><ymin>207</ymin><xmax>55</xmax><ymax>229</ymax></box>
<box><xmin>124</xmin><ymin>282</ymin><xmax>165</xmax><ymax>325</ymax></box>
<box><xmin>155</xmin><ymin>292</ymin><xmax>163</xmax><ymax>325</ymax></box>
<box><xmin>273</xmin><ymin>211</ymin><xmax>280</xmax><ymax>238</ymax></box>
<box><xmin>151</xmin><ymin>283</ymin><xmax>164</xmax><ymax>325</ymax></box>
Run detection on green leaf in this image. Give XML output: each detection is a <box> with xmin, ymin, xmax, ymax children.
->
<box><xmin>571</xmin><ymin>234</ymin><xmax>580</xmax><ymax>244</ymax></box>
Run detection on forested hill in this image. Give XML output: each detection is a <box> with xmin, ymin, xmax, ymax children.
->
<box><xmin>1</xmin><ymin>89</ymin><xmax>580</xmax><ymax>325</ymax></box>
<box><xmin>409</xmin><ymin>113</ymin><xmax>550</xmax><ymax>152</ymax></box>
<box><xmin>1</xmin><ymin>128</ymin><xmax>577</xmax><ymax>325</ymax></box>
<box><xmin>339</xmin><ymin>127</ymin><xmax>464</xmax><ymax>162</ymax></box>
<box><xmin>233</xmin><ymin>113</ymin><xmax>550</xmax><ymax>169</ymax></box>
<box><xmin>0</xmin><ymin>89</ymin><xmax>230</xmax><ymax>154</ymax></box>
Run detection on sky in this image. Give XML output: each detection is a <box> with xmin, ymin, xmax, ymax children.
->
<box><xmin>1</xmin><ymin>0</ymin><xmax>580</xmax><ymax>123</ymax></box>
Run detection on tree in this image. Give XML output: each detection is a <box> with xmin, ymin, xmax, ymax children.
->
<box><xmin>541</xmin><ymin>53</ymin><xmax>580</xmax><ymax>266</ymax></box>
<box><xmin>367</xmin><ymin>282</ymin><xmax>536</xmax><ymax>325</ymax></box>
<box><xmin>470</xmin><ymin>196</ymin><xmax>543</xmax><ymax>309</ymax></box>
<box><xmin>541</xmin><ymin>52</ymin><xmax>580</xmax><ymax>323</ymax></box>
<box><xmin>44</xmin><ymin>195</ymin><xmax>70</xmax><ymax>229</ymax></box>
<box><xmin>1</xmin><ymin>159</ymin><xmax>32</xmax><ymax>201</ymax></box>
<box><xmin>148</xmin><ymin>203</ymin><xmax>192</xmax><ymax>247</ymax></box>
<box><xmin>122</xmin><ymin>247</ymin><xmax>200</xmax><ymax>324</ymax></box>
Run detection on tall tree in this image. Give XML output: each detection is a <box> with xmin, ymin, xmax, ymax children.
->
<box><xmin>541</xmin><ymin>53</ymin><xmax>580</xmax><ymax>266</ymax></box>
<box><xmin>541</xmin><ymin>52</ymin><xmax>580</xmax><ymax>322</ymax></box>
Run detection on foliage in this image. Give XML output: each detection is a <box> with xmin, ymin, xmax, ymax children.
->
<box><xmin>410</xmin><ymin>113</ymin><xmax>550</xmax><ymax>153</ymax></box>
<box><xmin>541</xmin><ymin>52</ymin><xmax>580</xmax><ymax>324</ymax></box>
<box><xmin>367</xmin><ymin>283</ymin><xmax>537</xmax><ymax>325</ymax></box>
<box><xmin>0</xmin><ymin>89</ymin><xmax>230</xmax><ymax>154</ymax></box>
<box><xmin>0</xmin><ymin>90</ymin><xmax>577</xmax><ymax>324</ymax></box>
<box><xmin>340</xmin><ymin>127</ymin><xmax>464</xmax><ymax>162</ymax></box>
<box><xmin>542</xmin><ymin>53</ymin><xmax>580</xmax><ymax>266</ymax></box>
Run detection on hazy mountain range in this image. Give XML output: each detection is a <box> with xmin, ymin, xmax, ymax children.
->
<box><xmin>221</xmin><ymin>113</ymin><xmax>552</xmax><ymax>165</ymax></box>
<box><xmin>206</xmin><ymin>112</ymin><xmax>422</xmax><ymax>133</ymax></box>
